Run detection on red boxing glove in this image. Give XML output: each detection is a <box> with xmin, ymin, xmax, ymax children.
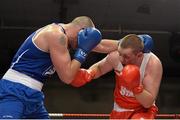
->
<box><xmin>120</xmin><ymin>65</ymin><xmax>143</xmax><ymax>94</ymax></box>
<box><xmin>70</xmin><ymin>69</ymin><xmax>96</xmax><ymax>87</ymax></box>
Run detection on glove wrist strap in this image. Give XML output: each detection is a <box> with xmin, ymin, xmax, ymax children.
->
<box><xmin>86</xmin><ymin>70</ymin><xmax>97</xmax><ymax>82</ymax></box>
<box><xmin>74</xmin><ymin>48</ymin><xmax>87</xmax><ymax>64</ymax></box>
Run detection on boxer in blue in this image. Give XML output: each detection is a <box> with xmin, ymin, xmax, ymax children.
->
<box><xmin>0</xmin><ymin>16</ymin><xmax>118</xmax><ymax>119</ymax></box>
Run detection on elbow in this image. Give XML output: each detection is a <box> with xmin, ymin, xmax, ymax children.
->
<box><xmin>142</xmin><ymin>103</ymin><xmax>153</xmax><ymax>108</ymax></box>
<box><xmin>60</xmin><ymin>77</ymin><xmax>73</xmax><ymax>84</ymax></box>
<box><xmin>57</xmin><ymin>73</ymin><xmax>74</xmax><ymax>84</ymax></box>
<box><xmin>55</xmin><ymin>65</ymin><xmax>78</xmax><ymax>84</ymax></box>
<box><xmin>141</xmin><ymin>99</ymin><xmax>155</xmax><ymax>108</ymax></box>
<box><xmin>137</xmin><ymin>91</ymin><xmax>156</xmax><ymax>108</ymax></box>
<box><xmin>63</xmin><ymin>79</ymin><xmax>72</xmax><ymax>84</ymax></box>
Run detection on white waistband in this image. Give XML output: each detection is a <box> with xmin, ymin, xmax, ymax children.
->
<box><xmin>113</xmin><ymin>102</ymin><xmax>134</xmax><ymax>112</ymax></box>
<box><xmin>2</xmin><ymin>69</ymin><xmax>43</xmax><ymax>91</ymax></box>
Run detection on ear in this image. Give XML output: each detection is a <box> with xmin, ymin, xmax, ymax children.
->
<box><xmin>137</xmin><ymin>51</ymin><xmax>143</xmax><ymax>58</ymax></box>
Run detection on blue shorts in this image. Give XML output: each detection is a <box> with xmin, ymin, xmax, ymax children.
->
<box><xmin>0</xmin><ymin>79</ymin><xmax>49</xmax><ymax>119</ymax></box>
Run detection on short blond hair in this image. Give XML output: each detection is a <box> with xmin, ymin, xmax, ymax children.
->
<box><xmin>119</xmin><ymin>34</ymin><xmax>144</xmax><ymax>53</ymax></box>
<box><xmin>71</xmin><ymin>16</ymin><xmax>95</xmax><ymax>28</ymax></box>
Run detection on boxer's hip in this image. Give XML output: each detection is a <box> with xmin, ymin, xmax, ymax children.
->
<box><xmin>0</xmin><ymin>69</ymin><xmax>45</xmax><ymax>109</ymax></box>
<box><xmin>0</xmin><ymin>78</ymin><xmax>45</xmax><ymax>113</ymax></box>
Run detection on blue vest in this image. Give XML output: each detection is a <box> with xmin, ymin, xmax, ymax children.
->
<box><xmin>10</xmin><ymin>24</ymin><xmax>65</xmax><ymax>83</ymax></box>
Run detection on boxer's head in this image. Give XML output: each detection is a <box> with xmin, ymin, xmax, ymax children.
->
<box><xmin>68</xmin><ymin>16</ymin><xmax>95</xmax><ymax>49</ymax></box>
<box><xmin>118</xmin><ymin>34</ymin><xmax>144</xmax><ymax>65</ymax></box>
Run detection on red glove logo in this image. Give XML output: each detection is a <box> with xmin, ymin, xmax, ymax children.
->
<box><xmin>118</xmin><ymin>65</ymin><xmax>143</xmax><ymax>94</ymax></box>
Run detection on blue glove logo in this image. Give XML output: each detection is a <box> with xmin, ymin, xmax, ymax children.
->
<box><xmin>80</xmin><ymin>50</ymin><xmax>87</xmax><ymax>57</ymax></box>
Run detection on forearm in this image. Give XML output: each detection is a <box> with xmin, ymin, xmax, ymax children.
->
<box><xmin>135</xmin><ymin>89</ymin><xmax>155</xmax><ymax>108</ymax></box>
<box><xmin>93</xmin><ymin>39</ymin><xmax>118</xmax><ymax>53</ymax></box>
<box><xmin>89</xmin><ymin>55</ymin><xmax>113</xmax><ymax>79</ymax></box>
<box><xmin>89</xmin><ymin>63</ymin><xmax>102</xmax><ymax>79</ymax></box>
<box><xmin>56</xmin><ymin>59</ymin><xmax>81</xmax><ymax>84</ymax></box>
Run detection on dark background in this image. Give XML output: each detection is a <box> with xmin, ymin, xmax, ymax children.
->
<box><xmin>0</xmin><ymin>0</ymin><xmax>180</xmax><ymax>114</ymax></box>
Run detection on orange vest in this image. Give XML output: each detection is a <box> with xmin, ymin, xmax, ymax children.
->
<box><xmin>114</xmin><ymin>72</ymin><xmax>143</xmax><ymax>109</ymax></box>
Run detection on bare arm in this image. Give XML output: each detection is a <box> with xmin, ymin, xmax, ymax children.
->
<box><xmin>93</xmin><ymin>39</ymin><xmax>119</xmax><ymax>53</ymax></box>
<box><xmin>135</xmin><ymin>56</ymin><xmax>163</xmax><ymax>108</ymax></box>
<box><xmin>47</xmin><ymin>31</ymin><xmax>81</xmax><ymax>84</ymax></box>
<box><xmin>89</xmin><ymin>51</ymin><xmax>118</xmax><ymax>79</ymax></box>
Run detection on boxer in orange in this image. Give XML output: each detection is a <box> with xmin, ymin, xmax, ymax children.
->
<box><xmin>71</xmin><ymin>34</ymin><xmax>163</xmax><ymax>119</ymax></box>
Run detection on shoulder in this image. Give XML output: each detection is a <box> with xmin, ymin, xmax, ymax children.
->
<box><xmin>43</xmin><ymin>24</ymin><xmax>66</xmax><ymax>38</ymax></box>
<box><xmin>149</xmin><ymin>53</ymin><xmax>162</xmax><ymax>67</ymax></box>
<box><xmin>42</xmin><ymin>24</ymin><xmax>68</xmax><ymax>46</ymax></box>
<box><xmin>39</xmin><ymin>24</ymin><xmax>68</xmax><ymax>52</ymax></box>
<box><xmin>146</xmin><ymin>52</ymin><xmax>163</xmax><ymax>73</ymax></box>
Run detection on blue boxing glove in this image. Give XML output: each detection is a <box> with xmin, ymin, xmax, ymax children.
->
<box><xmin>138</xmin><ymin>34</ymin><xmax>154</xmax><ymax>53</ymax></box>
<box><xmin>74</xmin><ymin>27</ymin><xmax>102</xmax><ymax>63</ymax></box>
